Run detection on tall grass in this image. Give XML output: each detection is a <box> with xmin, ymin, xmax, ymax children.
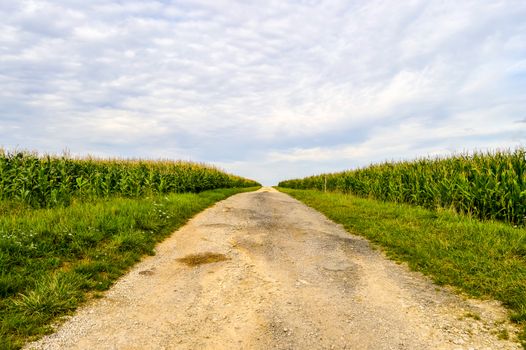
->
<box><xmin>279</xmin><ymin>149</ymin><xmax>526</xmax><ymax>225</ymax></box>
<box><xmin>0</xmin><ymin>151</ymin><xmax>259</xmax><ymax>208</ymax></box>
<box><xmin>0</xmin><ymin>150</ymin><xmax>260</xmax><ymax>348</ymax></box>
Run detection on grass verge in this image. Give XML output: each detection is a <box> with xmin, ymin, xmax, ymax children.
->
<box><xmin>277</xmin><ymin>188</ymin><xmax>526</xmax><ymax>347</ymax></box>
<box><xmin>0</xmin><ymin>187</ymin><xmax>258</xmax><ymax>349</ymax></box>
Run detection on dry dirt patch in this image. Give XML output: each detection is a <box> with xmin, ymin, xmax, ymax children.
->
<box><xmin>176</xmin><ymin>252</ymin><xmax>230</xmax><ymax>267</ymax></box>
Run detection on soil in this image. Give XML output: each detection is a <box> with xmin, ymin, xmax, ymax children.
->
<box><xmin>25</xmin><ymin>187</ymin><xmax>521</xmax><ymax>349</ymax></box>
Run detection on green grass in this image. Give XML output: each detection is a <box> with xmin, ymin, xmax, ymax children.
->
<box><xmin>0</xmin><ymin>187</ymin><xmax>258</xmax><ymax>349</ymax></box>
<box><xmin>278</xmin><ymin>188</ymin><xmax>526</xmax><ymax>347</ymax></box>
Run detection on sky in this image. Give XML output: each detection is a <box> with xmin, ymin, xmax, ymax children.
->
<box><xmin>1</xmin><ymin>1</ymin><xmax>525</xmax><ymax>185</ymax></box>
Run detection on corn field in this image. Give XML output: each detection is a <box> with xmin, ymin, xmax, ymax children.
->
<box><xmin>0</xmin><ymin>151</ymin><xmax>260</xmax><ymax>208</ymax></box>
<box><xmin>279</xmin><ymin>149</ymin><xmax>526</xmax><ymax>225</ymax></box>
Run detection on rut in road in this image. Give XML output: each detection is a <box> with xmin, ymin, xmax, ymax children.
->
<box><xmin>26</xmin><ymin>188</ymin><xmax>521</xmax><ymax>350</ymax></box>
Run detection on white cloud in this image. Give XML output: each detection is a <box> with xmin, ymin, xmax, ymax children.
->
<box><xmin>0</xmin><ymin>0</ymin><xmax>525</xmax><ymax>185</ymax></box>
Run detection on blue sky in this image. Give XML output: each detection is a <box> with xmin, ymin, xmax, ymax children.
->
<box><xmin>1</xmin><ymin>0</ymin><xmax>525</xmax><ymax>185</ymax></box>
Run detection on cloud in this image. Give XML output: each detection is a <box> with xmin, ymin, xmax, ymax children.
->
<box><xmin>0</xmin><ymin>0</ymin><xmax>525</xmax><ymax>185</ymax></box>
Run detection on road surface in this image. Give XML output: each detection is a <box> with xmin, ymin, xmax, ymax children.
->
<box><xmin>26</xmin><ymin>188</ymin><xmax>520</xmax><ymax>349</ymax></box>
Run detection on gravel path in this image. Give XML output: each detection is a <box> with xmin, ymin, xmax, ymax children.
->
<box><xmin>25</xmin><ymin>187</ymin><xmax>521</xmax><ymax>349</ymax></box>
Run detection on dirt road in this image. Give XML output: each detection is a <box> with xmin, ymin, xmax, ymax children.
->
<box><xmin>26</xmin><ymin>188</ymin><xmax>520</xmax><ymax>349</ymax></box>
